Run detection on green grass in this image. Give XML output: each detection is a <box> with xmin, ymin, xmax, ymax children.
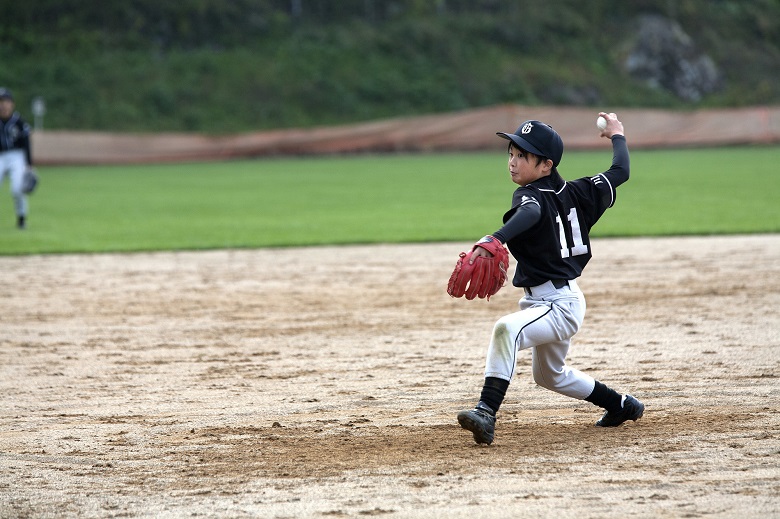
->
<box><xmin>573</xmin><ymin>145</ymin><xmax>780</xmax><ymax>236</ymax></box>
<box><xmin>1</xmin><ymin>145</ymin><xmax>777</xmax><ymax>255</ymax></box>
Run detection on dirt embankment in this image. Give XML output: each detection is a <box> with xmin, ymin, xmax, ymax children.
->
<box><xmin>33</xmin><ymin>105</ymin><xmax>780</xmax><ymax>165</ymax></box>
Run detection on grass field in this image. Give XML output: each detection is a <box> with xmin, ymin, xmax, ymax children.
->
<box><xmin>0</xmin><ymin>145</ymin><xmax>777</xmax><ymax>255</ymax></box>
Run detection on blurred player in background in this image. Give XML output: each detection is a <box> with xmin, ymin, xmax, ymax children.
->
<box><xmin>0</xmin><ymin>87</ymin><xmax>34</xmax><ymax>229</ymax></box>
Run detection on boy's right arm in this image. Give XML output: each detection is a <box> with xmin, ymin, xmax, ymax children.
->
<box><xmin>604</xmin><ymin>135</ymin><xmax>630</xmax><ymax>188</ymax></box>
<box><xmin>599</xmin><ymin>112</ymin><xmax>629</xmax><ymax>188</ymax></box>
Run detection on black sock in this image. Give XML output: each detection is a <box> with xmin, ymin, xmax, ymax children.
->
<box><xmin>478</xmin><ymin>377</ymin><xmax>509</xmax><ymax>415</ymax></box>
<box><xmin>585</xmin><ymin>380</ymin><xmax>623</xmax><ymax>412</ymax></box>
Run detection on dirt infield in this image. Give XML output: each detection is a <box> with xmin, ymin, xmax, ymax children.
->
<box><xmin>1</xmin><ymin>235</ymin><xmax>779</xmax><ymax>518</ymax></box>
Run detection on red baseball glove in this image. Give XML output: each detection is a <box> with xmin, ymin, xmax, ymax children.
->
<box><xmin>447</xmin><ymin>235</ymin><xmax>509</xmax><ymax>300</ymax></box>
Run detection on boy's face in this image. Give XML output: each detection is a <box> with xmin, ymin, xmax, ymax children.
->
<box><xmin>507</xmin><ymin>144</ymin><xmax>552</xmax><ymax>186</ymax></box>
<box><xmin>0</xmin><ymin>99</ymin><xmax>13</xmax><ymax>120</ymax></box>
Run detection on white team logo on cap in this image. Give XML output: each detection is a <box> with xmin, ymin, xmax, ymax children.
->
<box><xmin>521</xmin><ymin>122</ymin><xmax>533</xmax><ymax>134</ymax></box>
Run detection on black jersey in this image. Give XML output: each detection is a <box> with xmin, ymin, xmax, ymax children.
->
<box><xmin>0</xmin><ymin>112</ymin><xmax>32</xmax><ymax>165</ymax></box>
<box><xmin>497</xmin><ymin>135</ymin><xmax>629</xmax><ymax>287</ymax></box>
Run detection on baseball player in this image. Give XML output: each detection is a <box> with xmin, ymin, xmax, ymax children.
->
<box><xmin>456</xmin><ymin>113</ymin><xmax>644</xmax><ymax>445</ymax></box>
<box><xmin>0</xmin><ymin>87</ymin><xmax>34</xmax><ymax>229</ymax></box>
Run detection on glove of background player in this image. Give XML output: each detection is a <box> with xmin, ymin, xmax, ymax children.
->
<box><xmin>21</xmin><ymin>168</ymin><xmax>38</xmax><ymax>195</ymax></box>
<box><xmin>447</xmin><ymin>235</ymin><xmax>509</xmax><ymax>300</ymax></box>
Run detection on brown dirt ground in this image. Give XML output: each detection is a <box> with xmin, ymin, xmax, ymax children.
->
<box><xmin>1</xmin><ymin>235</ymin><xmax>779</xmax><ymax>518</ymax></box>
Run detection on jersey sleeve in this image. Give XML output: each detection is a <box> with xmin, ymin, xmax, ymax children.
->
<box><xmin>604</xmin><ymin>135</ymin><xmax>629</xmax><ymax>187</ymax></box>
<box><xmin>584</xmin><ymin>135</ymin><xmax>630</xmax><ymax>210</ymax></box>
<box><xmin>20</xmin><ymin>120</ymin><xmax>32</xmax><ymax>166</ymax></box>
<box><xmin>493</xmin><ymin>195</ymin><xmax>541</xmax><ymax>243</ymax></box>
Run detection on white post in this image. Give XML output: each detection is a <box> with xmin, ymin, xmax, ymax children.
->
<box><xmin>32</xmin><ymin>97</ymin><xmax>46</xmax><ymax>132</ymax></box>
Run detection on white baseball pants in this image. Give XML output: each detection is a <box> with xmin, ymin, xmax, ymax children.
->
<box><xmin>0</xmin><ymin>149</ymin><xmax>28</xmax><ymax>217</ymax></box>
<box><xmin>484</xmin><ymin>280</ymin><xmax>596</xmax><ymax>400</ymax></box>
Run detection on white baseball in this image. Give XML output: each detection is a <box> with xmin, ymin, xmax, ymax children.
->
<box><xmin>597</xmin><ymin>116</ymin><xmax>607</xmax><ymax>130</ymax></box>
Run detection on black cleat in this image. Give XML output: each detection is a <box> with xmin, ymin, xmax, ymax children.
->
<box><xmin>457</xmin><ymin>402</ymin><xmax>496</xmax><ymax>445</ymax></box>
<box><xmin>595</xmin><ymin>395</ymin><xmax>644</xmax><ymax>427</ymax></box>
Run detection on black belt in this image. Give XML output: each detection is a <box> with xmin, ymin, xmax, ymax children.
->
<box><xmin>524</xmin><ymin>279</ymin><xmax>569</xmax><ymax>297</ymax></box>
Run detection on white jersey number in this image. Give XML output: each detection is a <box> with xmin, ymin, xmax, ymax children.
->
<box><xmin>556</xmin><ymin>208</ymin><xmax>589</xmax><ymax>258</ymax></box>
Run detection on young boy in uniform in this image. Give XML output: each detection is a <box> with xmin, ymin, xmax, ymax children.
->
<box><xmin>0</xmin><ymin>88</ymin><xmax>34</xmax><ymax>229</ymax></box>
<box><xmin>456</xmin><ymin>112</ymin><xmax>644</xmax><ymax>445</ymax></box>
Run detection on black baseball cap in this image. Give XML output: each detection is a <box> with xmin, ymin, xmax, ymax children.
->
<box><xmin>497</xmin><ymin>120</ymin><xmax>564</xmax><ymax>167</ymax></box>
<box><xmin>0</xmin><ymin>88</ymin><xmax>13</xmax><ymax>100</ymax></box>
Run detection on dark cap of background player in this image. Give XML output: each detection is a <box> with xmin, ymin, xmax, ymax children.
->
<box><xmin>0</xmin><ymin>88</ymin><xmax>13</xmax><ymax>101</ymax></box>
<box><xmin>496</xmin><ymin>120</ymin><xmax>564</xmax><ymax>167</ymax></box>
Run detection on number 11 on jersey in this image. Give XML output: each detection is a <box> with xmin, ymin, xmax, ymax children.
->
<box><xmin>556</xmin><ymin>208</ymin><xmax>589</xmax><ymax>258</ymax></box>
